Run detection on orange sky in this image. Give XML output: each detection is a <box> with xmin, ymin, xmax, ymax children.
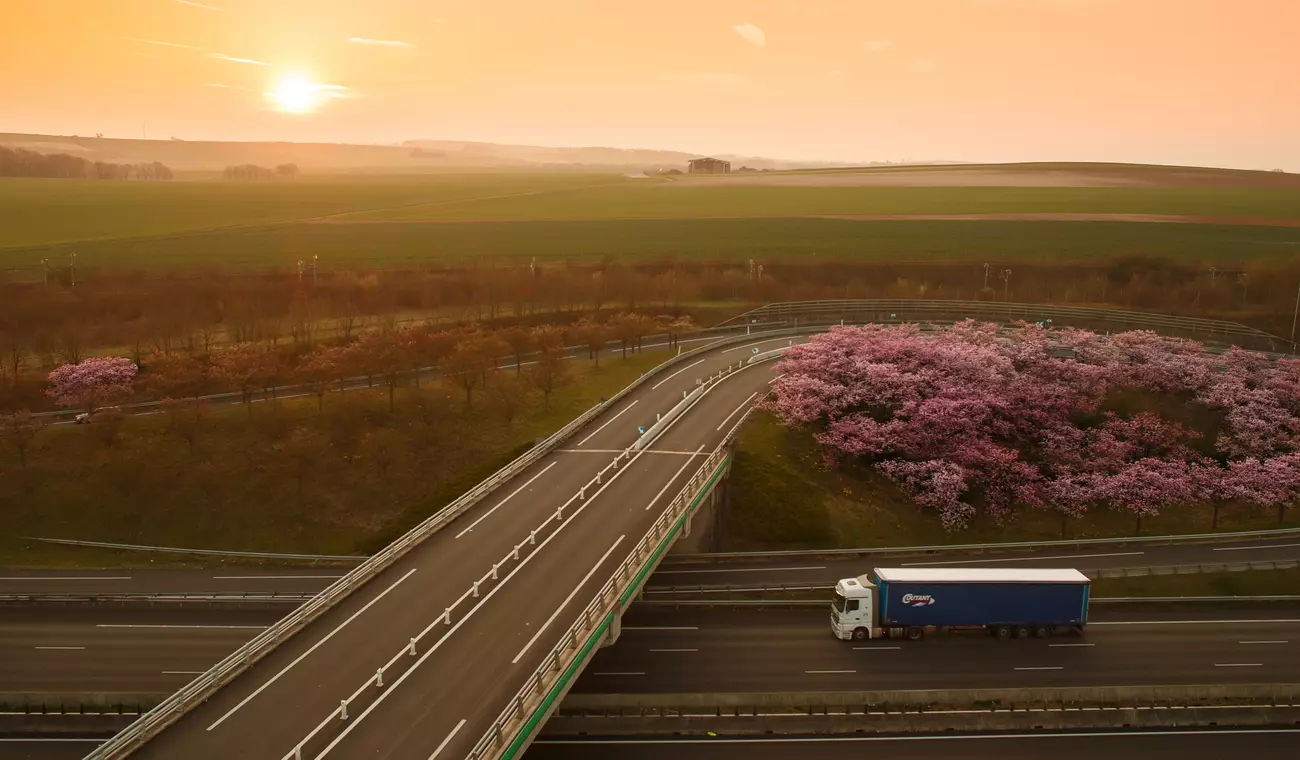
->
<box><xmin>3</xmin><ymin>0</ymin><xmax>1298</xmax><ymax>168</ymax></box>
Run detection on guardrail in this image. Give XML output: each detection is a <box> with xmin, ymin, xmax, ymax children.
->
<box><xmin>21</xmin><ymin>537</ymin><xmax>367</xmax><ymax>562</ymax></box>
<box><xmin>84</xmin><ymin>327</ymin><xmax>795</xmax><ymax>760</ymax></box>
<box><xmin>666</xmin><ymin>526</ymin><xmax>1300</xmax><ymax>563</ymax></box>
<box><xmin>0</xmin><ymin>592</ymin><xmax>312</xmax><ymax>606</ymax></box>
<box><xmin>464</xmin><ymin>389</ymin><xmax>771</xmax><ymax>760</ymax></box>
<box><xmin>636</xmin><ymin>595</ymin><xmax>1300</xmax><ymax>607</ymax></box>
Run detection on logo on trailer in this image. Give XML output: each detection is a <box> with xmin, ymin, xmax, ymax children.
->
<box><xmin>901</xmin><ymin>594</ymin><xmax>935</xmax><ymax>607</ymax></box>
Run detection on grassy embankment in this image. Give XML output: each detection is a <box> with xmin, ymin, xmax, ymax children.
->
<box><xmin>0</xmin><ymin>349</ymin><xmax>669</xmax><ymax>567</ymax></box>
<box><xmin>726</xmin><ymin>412</ymin><xmax>1300</xmax><ymax>552</ymax></box>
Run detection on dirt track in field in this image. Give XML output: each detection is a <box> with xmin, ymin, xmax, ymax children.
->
<box><xmin>309</xmin><ymin>213</ymin><xmax>1300</xmax><ymax>227</ymax></box>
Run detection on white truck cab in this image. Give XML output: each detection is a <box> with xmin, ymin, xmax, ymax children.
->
<box><xmin>831</xmin><ymin>574</ymin><xmax>879</xmax><ymax>641</ymax></box>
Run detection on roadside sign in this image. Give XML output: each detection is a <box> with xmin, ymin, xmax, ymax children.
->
<box><xmin>752</xmin><ymin>347</ymin><xmax>760</xmax><ymax>355</ymax></box>
<box><xmin>638</xmin><ymin>426</ymin><xmax>646</xmax><ymax>436</ymax></box>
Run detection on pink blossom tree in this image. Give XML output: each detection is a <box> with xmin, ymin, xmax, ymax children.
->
<box><xmin>46</xmin><ymin>357</ymin><xmax>137</xmax><ymax>412</ymax></box>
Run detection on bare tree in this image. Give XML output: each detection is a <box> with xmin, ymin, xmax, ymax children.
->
<box><xmin>0</xmin><ymin>409</ymin><xmax>43</xmax><ymax>466</ymax></box>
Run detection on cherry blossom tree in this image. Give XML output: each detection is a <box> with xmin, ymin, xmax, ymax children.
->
<box><xmin>46</xmin><ymin>357</ymin><xmax>137</xmax><ymax>412</ymax></box>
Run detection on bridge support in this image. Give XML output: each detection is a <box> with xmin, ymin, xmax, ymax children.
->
<box><xmin>603</xmin><ymin>607</ymin><xmax>622</xmax><ymax>648</ymax></box>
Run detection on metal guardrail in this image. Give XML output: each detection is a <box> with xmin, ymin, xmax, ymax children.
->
<box><xmin>0</xmin><ymin>592</ymin><xmax>312</xmax><ymax>605</ymax></box>
<box><xmin>667</xmin><ymin>526</ymin><xmax>1300</xmax><ymax>563</ymax></box>
<box><xmin>21</xmin><ymin>537</ymin><xmax>367</xmax><ymax>562</ymax></box>
<box><xmin>465</xmin><ymin>387</ymin><xmax>771</xmax><ymax>760</ymax></box>
<box><xmin>84</xmin><ymin>328</ymin><xmax>794</xmax><ymax>760</ymax></box>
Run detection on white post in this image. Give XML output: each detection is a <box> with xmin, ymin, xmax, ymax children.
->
<box><xmin>557</xmin><ymin>505</ymin><xmax>565</xmax><ymax>520</ymax></box>
<box><xmin>376</xmin><ymin>668</ymin><xmax>384</xmax><ymax>687</ymax></box>
<box><xmin>473</xmin><ymin>581</ymin><xmax>480</xmax><ymax>598</ymax></box>
<box><xmin>296</xmin><ymin>745</ymin><xmax>303</xmax><ymax>760</ymax></box>
<box><xmin>579</xmin><ymin>487</ymin><xmax>585</xmax><ymax>500</ymax></box>
<box><xmin>443</xmin><ymin>608</ymin><xmax>451</xmax><ymax>624</ymax></box>
<box><xmin>409</xmin><ymin>638</ymin><xmax>417</xmax><ymax>655</ymax></box>
<box><xmin>530</xmin><ymin>529</ymin><xmax>537</xmax><ymax>545</ymax></box>
<box><xmin>340</xmin><ymin>699</ymin><xmax>349</xmax><ymax>720</ymax></box>
<box><xmin>492</xmin><ymin>563</ymin><xmax>499</xmax><ymax>580</ymax></box>
<box><xmin>657</xmin><ymin>413</ymin><xmax>662</xmax><ymax>421</ymax></box>
<box><xmin>513</xmin><ymin>544</ymin><xmax>520</xmax><ymax>560</ymax></box>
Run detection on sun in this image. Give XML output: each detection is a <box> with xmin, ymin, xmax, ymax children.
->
<box><xmin>267</xmin><ymin>74</ymin><xmax>320</xmax><ymax>113</ymax></box>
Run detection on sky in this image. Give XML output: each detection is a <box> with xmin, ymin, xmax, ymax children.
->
<box><xmin>2</xmin><ymin>0</ymin><xmax>1298</xmax><ymax>169</ymax></box>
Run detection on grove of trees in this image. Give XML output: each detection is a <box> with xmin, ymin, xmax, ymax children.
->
<box><xmin>222</xmin><ymin>163</ymin><xmax>298</xmax><ymax>180</ymax></box>
<box><xmin>767</xmin><ymin>322</ymin><xmax>1300</xmax><ymax>531</ymax></box>
<box><xmin>0</xmin><ymin>147</ymin><xmax>173</xmax><ymax>180</ymax></box>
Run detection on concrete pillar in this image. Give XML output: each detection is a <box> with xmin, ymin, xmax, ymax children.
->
<box><xmin>603</xmin><ymin>607</ymin><xmax>622</xmax><ymax>648</ymax></box>
<box><xmin>682</xmin><ymin>509</ymin><xmax>692</xmax><ymax>538</ymax></box>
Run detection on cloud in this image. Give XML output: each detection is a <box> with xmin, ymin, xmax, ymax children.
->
<box><xmin>316</xmin><ymin>83</ymin><xmax>352</xmax><ymax>99</ymax></box>
<box><xmin>862</xmin><ymin>39</ymin><xmax>895</xmax><ymax>53</ymax></box>
<box><xmin>662</xmin><ymin>71</ymin><xmax>750</xmax><ymax>87</ymax></box>
<box><xmin>911</xmin><ymin>58</ymin><xmax>940</xmax><ymax>74</ymax></box>
<box><xmin>348</xmin><ymin>37</ymin><xmax>417</xmax><ymax>48</ymax></box>
<box><xmin>119</xmin><ymin>36</ymin><xmax>199</xmax><ymax>50</ymax></box>
<box><xmin>210</xmin><ymin>53</ymin><xmax>270</xmax><ymax>66</ymax></box>
<box><xmin>171</xmin><ymin>0</ymin><xmax>223</xmax><ymax>10</ymax></box>
<box><xmin>732</xmin><ymin>23</ymin><xmax>766</xmax><ymax>47</ymax></box>
<box><xmin>207</xmin><ymin>83</ymin><xmax>251</xmax><ymax>91</ymax></box>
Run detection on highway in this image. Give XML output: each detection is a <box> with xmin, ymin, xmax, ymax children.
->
<box><xmin>0</xmin><ymin>570</ymin><xmax>345</xmax><ymax>596</ymax></box>
<box><xmin>570</xmin><ymin>606</ymin><xmax>1300</xmax><ymax>693</ymax></box>
<box><xmin>113</xmin><ymin>335</ymin><xmax>796</xmax><ymax>760</ymax></box>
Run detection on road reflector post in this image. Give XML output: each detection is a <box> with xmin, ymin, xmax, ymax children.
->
<box><xmin>529</xmin><ymin>529</ymin><xmax>537</xmax><ymax>545</ymax></box>
<box><xmin>579</xmin><ymin>487</ymin><xmax>585</xmax><ymax>500</ymax></box>
<box><xmin>473</xmin><ymin>581</ymin><xmax>480</xmax><ymax>598</ymax></box>
<box><xmin>443</xmin><ymin>608</ymin><xmax>451</xmax><ymax>625</ymax></box>
<box><xmin>409</xmin><ymin>638</ymin><xmax>417</xmax><ymax>656</ymax></box>
<box><xmin>513</xmin><ymin>544</ymin><xmax>520</xmax><ymax>560</ymax></box>
<box><xmin>492</xmin><ymin>563</ymin><xmax>499</xmax><ymax>580</ymax></box>
<box><xmin>376</xmin><ymin>668</ymin><xmax>384</xmax><ymax>688</ymax></box>
<box><xmin>340</xmin><ymin>699</ymin><xmax>348</xmax><ymax>721</ymax></box>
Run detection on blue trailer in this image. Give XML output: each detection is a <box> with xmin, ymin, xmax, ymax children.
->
<box><xmin>831</xmin><ymin>567</ymin><xmax>1090</xmax><ymax>641</ymax></box>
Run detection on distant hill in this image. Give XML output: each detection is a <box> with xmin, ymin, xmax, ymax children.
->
<box><xmin>0</xmin><ymin>132</ymin><xmax>881</xmax><ymax>173</ymax></box>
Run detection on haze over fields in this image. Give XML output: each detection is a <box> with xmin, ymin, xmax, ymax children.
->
<box><xmin>2</xmin><ymin>0</ymin><xmax>1297</xmax><ymax>171</ymax></box>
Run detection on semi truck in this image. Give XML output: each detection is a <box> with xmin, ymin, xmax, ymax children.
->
<box><xmin>831</xmin><ymin>567</ymin><xmax>1090</xmax><ymax>641</ymax></box>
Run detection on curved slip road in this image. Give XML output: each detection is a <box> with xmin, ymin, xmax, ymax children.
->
<box><xmin>569</xmin><ymin>605</ymin><xmax>1300</xmax><ymax>694</ymax></box>
<box><xmin>120</xmin><ymin>335</ymin><xmax>797</xmax><ymax>760</ymax></box>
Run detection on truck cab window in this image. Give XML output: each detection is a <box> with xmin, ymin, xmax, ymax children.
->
<box><xmin>845</xmin><ymin>599</ymin><xmax>859</xmax><ymax>612</ymax></box>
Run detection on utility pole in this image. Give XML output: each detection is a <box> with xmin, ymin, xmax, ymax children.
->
<box><xmin>999</xmin><ymin>269</ymin><xmax>1011</xmax><ymax>301</ymax></box>
<box><xmin>1291</xmin><ymin>281</ymin><xmax>1299</xmax><ymax>355</ymax></box>
<box><xmin>297</xmin><ymin>260</ymin><xmax>304</xmax><ymax>282</ymax></box>
<box><xmin>69</xmin><ymin>251</ymin><xmax>76</xmax><ymax>289</ymax></box>
<box><xmin>983</xmin><ymin>263</ymin><xmax>991</xmax><ymax>290</ymax></box>
<box><xmin>312</xmin><ymin>254</ymin><xmax>318</xmax><ymax>286</ymax></box>
<box><xmin>1237</xmin><ymin>273</ymin><xmax>1247</xmax><ymax>308</ymax></box>
<box><xmin>41</xmin><ymin>258</ymin><xmax>50</xmax><ymax>289</ymax></box>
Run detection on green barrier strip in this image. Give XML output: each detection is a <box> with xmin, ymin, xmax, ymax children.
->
<box><xmin>500</xmin><ymin>611</ymin><xmax>614</xmax><ymax>760</ymax></box>
<box><xmin>618</xmin><ymin>456</ymin><xmax>729</xmax><ymax>608</ymax></box>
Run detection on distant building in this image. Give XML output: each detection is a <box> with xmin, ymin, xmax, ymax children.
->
<box><xmin>688</xmin><ymin>157</ymin><xmax>731</xmax><ymax>175</ymax></box>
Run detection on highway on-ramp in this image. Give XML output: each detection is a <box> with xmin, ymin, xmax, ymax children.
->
<box><xmin>116</xmin><ymin>336</ymin><xmax>794</xmax><ymax>760</ymax></box>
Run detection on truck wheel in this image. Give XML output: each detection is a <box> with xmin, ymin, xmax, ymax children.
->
<box><xmin>993</xmin><ymin>625</ymin><xmax>1012</xmax><ymax>640</ymax></box>
<box><xmin>905</xmin><ymin>627</ymin><xmax>924</xmax><ymax>641</ymax></box>
<box><xmin>1034</xmin><ymin>626</ymin><xmax>1050</xmax><ymax>639</ymax></box>
<box><xmin>1014</xmin><ymin>626</ymin><xmax>1030</xmax><ymax>639</ymax></box>
<box><xmin>852</xmin><ymin>628</ymin><xmax>869</xmax><ymax>641</ymax></box>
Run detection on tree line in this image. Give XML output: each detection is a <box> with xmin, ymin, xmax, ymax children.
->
<box><xmin>222</xmin><ymin>163</ymin><xmax>300</xmax><ymax>180</ymax></box>
<box><xmin>0</xmin><ymin>147</ymin><xmax>173</xmax><ymax>180</ymax></box>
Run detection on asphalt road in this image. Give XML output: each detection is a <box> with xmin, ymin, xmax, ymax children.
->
<box><xmin>650</xmin><ymin>538</ymin><xmax>1300</xmax><ymax>591</ymax></box>
<box><xmin>122</xmin><ymin>335</ymin><xmax>797</xmax><ymax>760</ymax></box>
<box><xmin>522</xmin><ymin>730</ymin><xmax>1300</xmax><ymax>760</ymax></box>
<box><xmin>571</xmin><ymin>605</ymin><xmax>1300</xmax><ymax>694</ymax></box>
<box><xmin>0</xmin><ymin>569</ymin><xmax>346</xmax><ymax>596</ymax></box>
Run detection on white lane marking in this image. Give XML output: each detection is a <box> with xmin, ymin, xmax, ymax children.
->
<box><xmin>1091</xmin><ymin>619</ymin><xmax>1300</xmax><ymax>627</ymax></box>
<box><xmin>650</xmin><ymin>648</ymin><xmax>698</xmax><ymax>652</ymax></box>
<box><xmin>902</xmin><ymin>551</ymin><xmax>1144</xmax><ymax>566</ymax></box>
<box><xmin>655</xmin><ymin>565</ymin><xmax>826</xmax><ymax>575</ymax></box>
<box><xmin>805</xmin><ymin>669</ymin><xmax>856</xmax><ymax>674</ymax></box>
<box><xmin>0</xmin><ymin>576</ymin><xmax>131</xmax><ymax>580</ymax></box>
<box><xmin>1240</xmin><ymin>640</ymin><xmax>1289</xmax><ymax>644</ymax></box>
<box><xmin>715</xmin><ymin>392</ymin><xmax>758</xmax><ymax>432</ymax></box>
<box><xmin>455</xmin><ymin>461</ymin><xmax>558</xmax><ymax>538</ymax></box>
<box><xmin>96</xmin><ymin>624</ymin><xmax>267</xmax><ymax>630</ymax></box>
<box><xmin>427</xmin><ymin>718</ymin><xmax>466</xmax><ymax>760</ymax></box>
<box><xmin>576</xmin><ymin>400</ymin><xmax>639</xmax><ymax>446</ymax></box>
<box><xmin>559</xmin><ymin>449</ymin><xmax>701</xmax><ymax>456</ymax></box>
<box><xmin>623</xmin><ymin>626</ymin><xmax>698</xmax><ymax>631</ymax></box>
<box><xmin>212</xmin><ymin>575</ymin><xmax>342</xmax><ymax>580</ymax></box>
<box><xmin>512</xmin><ymin>535</ymin><xmax>626</xmax><ymax>664</ymax></box>
<box><xmin>162</xmin><ymin>671</ymin><xmax>205</xmax><ymax>675</ymax></box>
<box><xmin>0</xmin><ymin>738</ymin><xmax>104</xmax><ymax>743</ymax></box>
<box><xmin>593</xmin><ymin>672</ymin><xmax>645</xmax><ymax>676</ymax></box>
<box><xmin>721</xmin><ymin>339</ymin><xmax>786</xmax><ymax>354</ymax></box>
<box><xmin>205</xmin><ymin>567</ymin><xmax>416</xmax><ymax>731</ymax></box>
<box><xmin>1050</xmin><ymin>643</ymin><xmax>1095</xmax><ymax>647</ymax></box>
<box><xmin>531</xmin><ymin>728</ymin><xmax>1300</xmax><ymax>745</ymax></box>
<box><xmin>310</xmin><ymin>431</ymin><xmax>658</xmax><ymax>759</ymax></box>
<box><xmin>651</xmin><ymin>359</ymin><xmax>706</xmax><ymax>390</ymax></box>
<box><xmin>769</xmin><ymin>373</ymin><xmax>786</xmax><ymax>384</ymax></box>
<box><xmin>35</xmin><ymin>646</ymin><xmax>85</xmax><ymax>650</ymax></box>
<box><xmin>853</xmin><ymin>646</ymin><xmax>901</xmax><ymax>650</ymax></box>
<box><xmin>1015</xmin><ymin>666</ymin><xmax>1064</xmax><ymax>671</ymax></box>
<box><xmin>1215</xmin><ymin>663</ymin><xmax>1263</xmax><ymax>667</ymax></box>
<box><xmin>1213</xmin><ymin>542</ymin><xmax>1300</xmax><ymax>552</ymax></box>
<box><xmin>644</xmin><ymin>446</ymin><xmax>706</xmax><ymax>510</ymax></box>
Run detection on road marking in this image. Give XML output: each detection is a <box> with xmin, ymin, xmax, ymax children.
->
<box><xmin>96</xmin><ymin>624</ymin><xmax>267</xmax><ymax>630</ymax></box>
<box><xmin>35</xmin><ymin>646</ymin><xmax>85</xmax><ymax>650</ymax></box>
<box><xmin>1215</xmin><ymin>662</ymin><xmax>1263</xmax><ymax>667</ymax></box>
<box><xmin>512</xmin><ymin>535</ymin><xmax>626</xmax><ymax>664</ymax></box>
<box><xmin>805</xmin><ymin>669</ymin><xmax>856</xmax><ymax>674</ymax></box>
<box><xmin>1091</xmin><ymin>619</ymin><xmax>1300</xmax><ymax>626</ymax></box>
<box><xmin>428</xmin><ymin>718</ymin><xmax>466</xmax><ymax>760</ymax></box>
<box><xmin>212</xmin><ymin>575</ymin><xmax>342</xmax><ymax>580</ymax></box>
<box><xmin>205</xmin><ymin>567</ymin><xmax>416</xmax><ymax>731</ymax></box>
<box><xmin>769</xmin><ymin>373</ymin><xmax>786</xmax><ymax>384</ymax></box>
<box><xmin>560</xmin><ymin>449</ymin><xmax>701</xmax><ymax>456</ymax></box>
<box><xmin>651</xmin><ymin>359</ymin><xmax>706</xmax><ymax>390</ymax></box>
<box><xmin>902</xmin><ymin>551</ymin><xmax>1143</xmax><ymax>566</ymax></box>
<box><xmin>1050</xmin><ymin>643</ymin><xmax>1095</xmax><ymax>647</ymax></box>
<box><xmin>650</xmin><ymin>648</ymin><xmax>698</xmax><ymax>652</ymax></box>
<box><xmin>722</xmin><ymin>339</ymin><xmax>785</xmax><ymax>354</ymax></box>
<box><xmin>623</xmin><ymin>626</ymin><xmax>698</xmax><ymax>631</ymax></box>
<box><xmin>1240</xmin><ymin>640</ymin><xmax>1289</xmax><ymax>644</ymax></box>
<box><xmin>0</xmin><ymin>576</ymin><xmax>131</xmax><ymax>580</ymax></box>
<box><xmin>655</xmin><ymin>565</ymin><xmax>825</xmax><ymax>575</ymax></box>
<box><xmin>716</xmin><ymin>391</ymin><xmax>758</xmax><ymax>431</ymax></box>
<box><xmin>531</xmin><ymin>728</ymin><xmax>1300</xmax><ymax>745</ymax></box>
<box><xmin>162</xmin><ymin>671</ymin><xmax>205</xmax><ymax>675</ymax></box>
<box><xmin>593</xmin><ymin>672</ymin><xmax>646</xmax><ymax>676</ymax></box>
<box><xmin>645</xmin><ymin>446</ymin><xmax>706</xmax><ymax>510</ymax></box>
<box><xmin>853</xmin><ymin>646</ymin><xmax>901</xmax><ymax>650</ymax></box>
<box><xmin>0</xmin><ymin>739</ymin><xmax>104</xmax><ymax>743</ymax></box>
<box><xmin>1014</xmin><ymin>666</ymin><xmax>1064</xmax><ymax>671</ymax></box>
<box><xmin>455</xmin><ymin>461</ymin><xmax>558</xmax><ymax>538</ymax></box>
<box><xmin>1213</xmin><ymin>542</ymin><xmax>1300</xmax><ymax>552</ymax></box>
<box><xmin>576</xmin><ymin>400</ymin><xmax>639</xmax><ymax>445</ymax></box>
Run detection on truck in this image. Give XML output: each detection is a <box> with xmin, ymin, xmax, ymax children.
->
<box><xmin>831</xmin><ymin>567</ymin><xmax>1090</xmax><ymax>642</ymax></box>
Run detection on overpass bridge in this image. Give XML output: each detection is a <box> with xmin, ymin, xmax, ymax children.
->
<box><xmin>84</xmin><ymin>300</ymin><xmax>1289</xmax><ymax>760</ymax></box>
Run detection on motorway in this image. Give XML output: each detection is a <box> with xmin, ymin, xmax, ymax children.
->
<box><xmin>109</xmin><ymin>334</ymin><xmax>797</xmax><ymax>760</ymax></box>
